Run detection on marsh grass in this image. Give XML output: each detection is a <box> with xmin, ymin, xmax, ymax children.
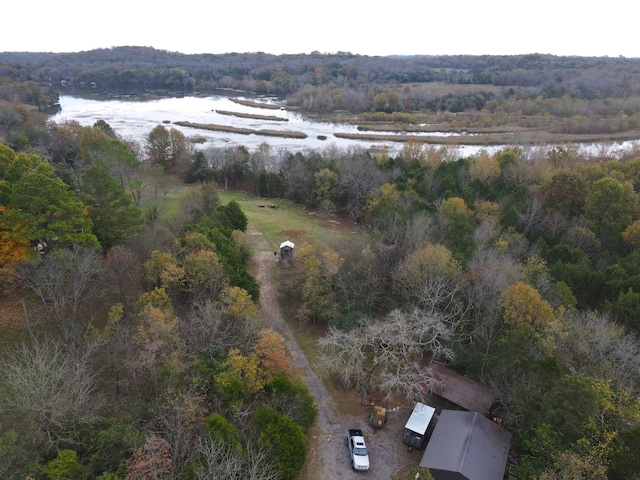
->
<box><xmin>229</xmin><ymin>98</ymin><xmax>282</xmax><ymax>110</ymax></box>
<box><xmin>174</xmin><ymin>121</ymin><xmax>307</xmax><ymax>139</ymax></box>
<box><xmin>215</xmin><ymin>109</ymin><xmax>288</xmax><ymax>122</ymax></box>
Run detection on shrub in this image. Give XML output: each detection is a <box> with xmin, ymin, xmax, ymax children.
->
<box><xmin>42</xmin><ymin>449</ymin><xmax>86</xmax><ymax>480</ymax></box>
<box><xmin>254</xmin><ymin>405</ymin><xmax>306</xmax><ymax>480</ymax></box>
<box><xmin>264</xmin><ymin>375</ymin><xmax>318</xmax><ymax>432</ymax></box>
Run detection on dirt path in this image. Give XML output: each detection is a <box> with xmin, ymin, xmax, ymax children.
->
<box><xmin>249</xmin><ymin>232</ymin><xmax>423</xmax><ymax>480</ymax></box>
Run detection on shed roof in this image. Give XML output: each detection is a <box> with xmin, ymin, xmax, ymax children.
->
<box><xmin>420</xmin><ymin>410</ymin><xmax>512</xmax><ymax>480</ymax></box>
<box><xmin>430</xmin><ymin>364</ymin><xmax>494</xmax><ymax>413</ymax></box>
<box><xmin>280</xmin><ymin>240</ymin><xmax>295</xmax><ymax>249</ymax></box>
<box><xmin>404</xmin><ymin>402</ymin><xmax>436</xmax><ymax>435</ymax></box>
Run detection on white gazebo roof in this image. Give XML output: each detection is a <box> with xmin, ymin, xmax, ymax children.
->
<box><xmin>280</xmin><ymin>240</ymin><xmax>295</xmax><ymax>249</ymax></box>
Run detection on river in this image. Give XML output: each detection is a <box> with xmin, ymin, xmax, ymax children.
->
<box><xmin>51</xmin><ymin>94</ymin><xmax>495</xmax><ymax>156</ymax></box>
<box><xmin>51</xmin><ymin>94</ymin><xmax>639</xmax><ymax>159</ymax></box>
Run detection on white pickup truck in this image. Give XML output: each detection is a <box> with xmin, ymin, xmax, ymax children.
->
<box><xmin>347</xmin><ymin>429</ymin><xmax>370</xmax><ymax>471</ymax></box>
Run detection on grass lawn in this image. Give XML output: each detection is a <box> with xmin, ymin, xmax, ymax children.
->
<box><xmin>138</xmin><ymin>175</ymin><xmax>188</xmax><ymax>218</ymax></box>
<box><xmin>216</xmin><ymin>190</ymin><xmax>355</xmax><ymax>250</ymax></box>
<box><xmin>145</xmin><ymin>181</ymin><xmax>355</xmax><ymax>251</ymax></box>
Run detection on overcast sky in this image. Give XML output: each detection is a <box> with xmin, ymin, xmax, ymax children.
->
<box><xmin>2</xmin><ymin>1</ymin><xmax>638</xmax><ymax>58</ymax></box>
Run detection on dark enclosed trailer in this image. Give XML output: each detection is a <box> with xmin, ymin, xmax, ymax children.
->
<box><xmin>402</xmin><ymin>402</ymin><xmax>436</xmax><ymax>449</ymax></box>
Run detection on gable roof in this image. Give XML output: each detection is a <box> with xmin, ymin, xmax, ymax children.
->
<box><xmin>280</xmin><ymin>240</ymin><xmax>295</xmax><ymax>249</ymax></box>
<box><xmin>420</xmin><ymin>410</ymin><xmax>511</xmax><ymax>480</ymax></box>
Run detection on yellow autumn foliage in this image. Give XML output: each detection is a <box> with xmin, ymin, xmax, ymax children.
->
<box><xmin>500</xmin><ymin>282</ymin><xmax>554</xmax><ymax>329</ymax></box>
<box><xmin>220</xmin><ymin>285</ymin><xmax>259</xmax><ymax>321</ymax></box>
<box><xmin>220</xmin><ymin>348</ymin><xmax>264</xmax><ymax>394</ymax></box>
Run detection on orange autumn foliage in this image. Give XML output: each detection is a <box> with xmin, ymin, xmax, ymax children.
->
<box><xmin>253</xmin><ymin>328</ymin><xmax>290</xmax><ymax>380</ymax></box>
<box><xmin>0</xmin><ymin>205</ymin><xmax>31</xmax><ymax>291</ymax></box>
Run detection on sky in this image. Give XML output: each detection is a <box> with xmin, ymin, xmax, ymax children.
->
<box><xmin>2</xmin><ymin>1</ymin><xmax>638</xmax><ymax>58</ymax></box>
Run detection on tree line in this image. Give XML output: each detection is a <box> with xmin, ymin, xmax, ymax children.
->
<box><xmin>3</xmin><ymin>48</ymin><xmax>640</xmax><ymax>99</ymax></box>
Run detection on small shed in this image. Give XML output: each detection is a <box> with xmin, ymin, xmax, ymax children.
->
<box><xmin>279</xmin><ymin>240</ymin><xmax>295</xmax><ymax>260</ymax></box>
<box><xmin>403</xmin><ymin>402</ymin><xmax>436</xmax><ymax>449</ymax></box>
<box><xmin>420</xmin><ymin>410</ymin><xmax>512</xmax><ymax>480</ymax></box>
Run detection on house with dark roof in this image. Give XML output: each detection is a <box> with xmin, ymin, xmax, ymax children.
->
<box><xmin>420</xmin><ymin>410</ymin><xmax>512</xmax><ymax>480</ymax></box>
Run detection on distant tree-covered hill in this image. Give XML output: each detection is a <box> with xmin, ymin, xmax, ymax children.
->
<box><xmin>2</xmin><ymin>47</ymin><xmax>640</xmax><ymax>99</ymax></box>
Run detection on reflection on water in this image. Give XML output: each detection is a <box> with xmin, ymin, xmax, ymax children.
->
<box><xmin>52</xmin><ymin>95</ymin><xmax>493</xmax><ymax>156</ymax></box>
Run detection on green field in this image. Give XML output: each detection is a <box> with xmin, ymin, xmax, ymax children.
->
<box><xmin>216</xmin><ymin>190</ymin><xmax>354</xmax><ymax>250</ymax></box>
<box><xmin>140</xmin><ymin>181</ymin><xmax>355</xmax><ymax>250</ymax></box>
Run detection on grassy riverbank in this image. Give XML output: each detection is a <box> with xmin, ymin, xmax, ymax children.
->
<box><xmin>229</xmin><ymin>97</ymin><xmax>283</xmax><ymax>110</ymax></box>
<box><xmin>215</xmin><ymin>109</ymin><xmax>288</xmax><ymax>121</ymax></box>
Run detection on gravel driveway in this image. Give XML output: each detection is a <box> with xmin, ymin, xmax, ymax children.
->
<box><xmin>250</xmin><ymin>239</ymin><xmax>424</xmax><ymax>480</ymax></box>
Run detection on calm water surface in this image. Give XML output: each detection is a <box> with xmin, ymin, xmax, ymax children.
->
<box><xmin>54</xmin><ymin>95</ymin><xmax>635</xmax><ymax>158</ymax></box>
<box><xmin>52</xmin><ymin>95</ymin><xmax>492</xmax><ymax>155</ymax></box>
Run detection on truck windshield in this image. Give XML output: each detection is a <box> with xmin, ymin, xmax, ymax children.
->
<box><xmin>353</xmin><ymin>447</ymin><xmax>368</xmax><ymax>456</ymax></box>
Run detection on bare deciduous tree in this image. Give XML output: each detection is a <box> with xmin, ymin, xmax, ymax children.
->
<box><xmin>184</xmin><ymin>299</ymin><xmax>224</xmax><ymax>352</ymax></box>
<box><xmin>540</xmin><ymin>210</ymin><xmax>568</xmax><ymax>237</ymax></box>
<box><xmin>14</xmin><ymin>245</ymin><xmax>103</xmax><ymax>344</ymax></box>
<box><xmin>487</xmin><ymin>365</ymin><xmax>550</xmax><ymax>429</ymax></box>
<box><xmin>317</xmin><ymin>308</ymin><xmax>454</xmax><ymax>403</ymax></box>
<box><xmin>334</xmin><ymin>147</ymin><xmax>387</xmax><ymax>220</ymax></box>
<box><xmin>185</xmin><ymin>295</ymin><xmax>259</xmax><ymax>356</ymax></box>
<box><xmin>467</xmin><ymin>247</ymin><xmax>509</xmax><ymax>294</ymax></box>
<box><xmin>563</xmin><ymin>225</ymin><xmax>602</xmax><ymax>257</ymax></box>
<box><xmin>555</xmin><ymin>310</ymin><xmax>640</xmax><ymax>393</ymax></box>
<box><xmin>463</xmin><ymin>241</ymin><xmax>524</xmax><ymax>377</ymax></box>
<box><xmin>0</xmin><ymin>335</ymin><xmax>100</xmax><ymax>454</ymax></box>
<box><xmin>103</xmin><ymin>245</ymin><xmax>145</xmax><ymax>320</ymax></box>
<box><xmin>125</xmin><ymin>435</ymin><xmax>173</xmax><ymax>480</ymax></box>
<box><xmin>332</xmin><ymin>238</ymin><xmax>385</xmax><ymax>315</ymax></box>
<box><xmin>195</xmin><ymin>437</ymin><xmax>278</xmax><ymax>480</ymax></box>
<box><xmin>153</xmin><ymin>387</ymin><xmax>208</xmax><ymax>473</ymax></box>
<box><xmin>517</xmin><ymin>199</ymin><xmax>544</xmax><ymax>237</ymax></box>
<box><xmin>393</xmin><ymin>242</ymin><xmax>467</xmax><ymax>326</ymax></box>
<box><xmin>196</xmin><ymin>437</ymin><xmax>245</xmax><ymax>480</ymax></box>
<box><xmin>243</xmin><ymin>440</ymin><xmax>280</xmax><ymax>480</ymax></box>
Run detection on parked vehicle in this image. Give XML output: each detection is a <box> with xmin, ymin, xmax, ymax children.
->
<box><xmin>347</xmin><ymin>429</ymin><xmax>370</xmax><ymax>471</ymax></box>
